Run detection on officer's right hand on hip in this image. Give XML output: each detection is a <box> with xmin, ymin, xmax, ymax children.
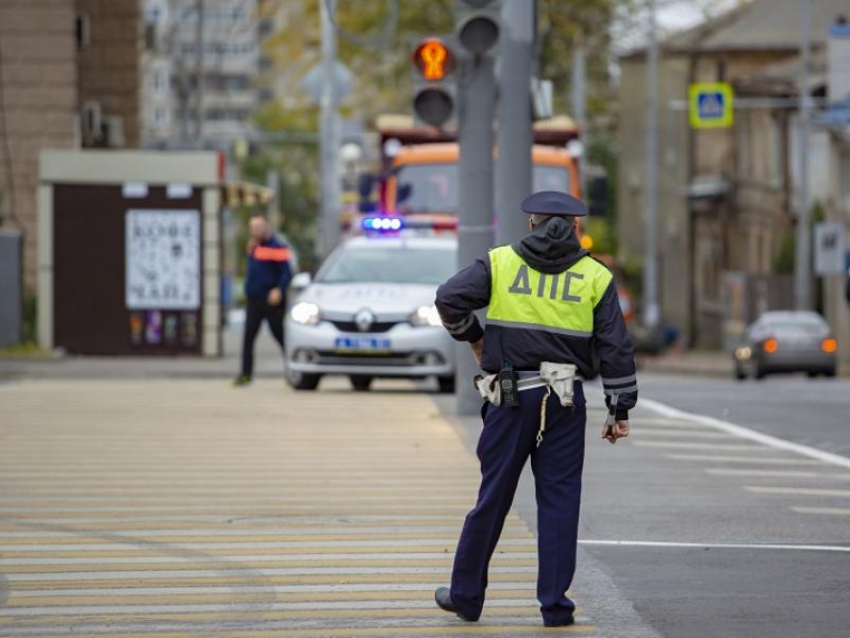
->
<box><xmin>602</xmin><ymin>420</ymin><xmax>629</xmax><ymax>445</ymax></box>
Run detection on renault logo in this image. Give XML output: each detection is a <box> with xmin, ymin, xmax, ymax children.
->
<box><xmin>355</xmin><ymin>309</ymin><xmax>375</xmax><ymax>332</ymax></box>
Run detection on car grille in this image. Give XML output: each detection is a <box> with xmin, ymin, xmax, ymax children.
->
<box><xmin>329</xmin><ymin>320</ymin><xmax>400</xmax><ymax>333</ymax></box>
<box><xmin>312</xmin><ymin>350</ymin><xmax>445</xmax><ymax>367</ymax></box>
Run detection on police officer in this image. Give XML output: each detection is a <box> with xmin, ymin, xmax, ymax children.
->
<box><xmin>433</xmin><ymin>191</ymin><xmax>637</xmax><ymax>627</ymax></box>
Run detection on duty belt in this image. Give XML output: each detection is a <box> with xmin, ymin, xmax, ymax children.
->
<box><xmin>516</xmin><ymin>370</ymin><xmax>583</xmax><ymax>392</ymax></box>
<box><xmin>516</xmin><ymin>370</ymin><xmax>583</xmax><ymax>448</ymax></box>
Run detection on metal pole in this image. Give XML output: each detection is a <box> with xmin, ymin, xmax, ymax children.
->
<box><xmin>495</xmin><ymin>0</ymin><xmax>535</xmax><ymax>246</ymax></box>
<box><xmin>318</xmin><ymin>0</ymin><xmax>340</xmax><ymax>260</ymax></box>
<box><xmin>642</xmin><ymin>0</ymin><xmax>660</xmax><ymax>328</ymax></box>
<box><xmin>794</xmin><ymin>0</ymin><xmax>812</xmax><ymax>310</ymax></box>
<box><xmin>571</xmin><ymin>41</ymin><xmax>586</xmax><ymax>193</ymax></box>
<box><xmin>456</xmin><ymin>56</ymin><xmax>497</xmax><ymax>416</ymax></box>
<box><xmin>195</xmin><ymin>0</ymin><xmax>205</xmax><ymax>144</ymax></box>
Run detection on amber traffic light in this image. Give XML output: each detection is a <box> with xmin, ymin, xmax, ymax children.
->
<box><xmin>411</xmin><ymin>37</ymin><xmax>456</xmax><ymax>128</ymax></box>
<box><xmin>413</xmin><ymin>38</ymin><xmax>455</xmax><ymax>81</ymax></box>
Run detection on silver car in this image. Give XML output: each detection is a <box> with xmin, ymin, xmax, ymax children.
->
<box><xmin>285</xmin><ymin>235</ymin><xmax>457</xmax><ymax>391</ymax></box>
<box><xmin>733</xmin><ymin>310</ymin><xmax>838</xmax><ymax>380</ymax></box>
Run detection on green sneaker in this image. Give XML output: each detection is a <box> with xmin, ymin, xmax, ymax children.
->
<box><xmin>232</xmin><ymin>375</ymin><xmax>252</xmax><ymax>387</ymax></box>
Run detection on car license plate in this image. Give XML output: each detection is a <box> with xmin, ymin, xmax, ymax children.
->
<box><xmin>335</xmin><ymin>337</ymin><xmax>391</xmax><ymax>353</ymax></box>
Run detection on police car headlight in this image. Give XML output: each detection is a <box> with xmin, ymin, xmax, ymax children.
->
<box><xmin>411</xmin><ymin>305</ymin><xmax>442</xmax><ymax>327</ymax></box>
<box><xmin>291</xmin><ymin>302</ymin><xmax>321</xmax><ymax>325</ymax></box>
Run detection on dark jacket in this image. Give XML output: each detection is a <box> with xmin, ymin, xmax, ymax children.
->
<box><xmin>245</xmin><ymin>235</ymin><xmax>293</xmax><ymax>302</ymax></box>
<box><xmin>435</xmin><ymin>217</ymin><xmax>637</xmax><ymax>419</ymax></box>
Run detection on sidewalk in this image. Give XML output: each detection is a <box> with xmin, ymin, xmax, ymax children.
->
<box><xmin>0</xmin><ymin>377</ymin><xmax>597</xmax><ymax>636</ymax></box>
<box><xmin>0</xmin><ymin>323</ymin><xmax>284</xmax><ymax>381</ymax></box>
<box><xmin>637</xmin><ymin>350</ymin><xmax>733</xmax><ymax>378</ymax></box>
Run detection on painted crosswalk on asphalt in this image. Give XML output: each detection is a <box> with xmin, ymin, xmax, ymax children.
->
<box><xmin>0</xmin><ymin>379</ymin><xmax>595</xmax><ymax>637</ymax></box>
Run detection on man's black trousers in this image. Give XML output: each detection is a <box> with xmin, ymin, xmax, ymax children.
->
<box><xmin>240</xmin><ymin>297</ymin><xmax>285</xmax><ymax>378</ymax></box>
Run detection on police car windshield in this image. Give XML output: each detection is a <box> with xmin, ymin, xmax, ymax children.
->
<box><xmin>318</xmin><ymin>246</ymin><xmax>457</xmax><ymax>285</ymax></box>
<box><xmin>396</xmin><ymin>164</ymin><xmax>570</xmax><ymax>214</ymax></box>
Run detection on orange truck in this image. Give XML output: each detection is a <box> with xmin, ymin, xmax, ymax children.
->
<box><xmin>363</xmin><ymin>115</ymin><xmax>633</xmax><ymax>323</ymax></box>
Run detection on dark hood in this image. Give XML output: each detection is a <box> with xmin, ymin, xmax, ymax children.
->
<box><xmin>511</xmin><ymin>216</ymin><xmax>588</xmax><ymax>274</ymax></box>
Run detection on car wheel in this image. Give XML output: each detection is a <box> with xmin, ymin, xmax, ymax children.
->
<box><xmin>824</xmin><ymin>367</ymin><xmax>837</xmax><ymax>378</ymax></box>
<box><xmin>807</xmin><ymin>370</ymin><xmax>819</xmax><ymax>378</ymax></box>
<box><xmin>754</xmin><ymin>364</ymin><xmax>767</xmax><ymax>380</ymax></box>
<box><xmin>350</xmin><ymin>375</ymin><xmax>373</xmax><ymax>392</ymax></box>
<box><xmin>438</xmin><ymin>376</ymin><xmax>455</xmax><ymax>393</ymax></box>
<box><xmin>287</xmin><ymin>371</ymin><xmax>321</xmax><ymax>391</ymax></box>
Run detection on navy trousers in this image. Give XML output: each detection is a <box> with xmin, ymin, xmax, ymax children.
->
<box><xmin>450</xmin><ymin>383</ymin><xmax>586</xmax><ymax>624</ymax></box>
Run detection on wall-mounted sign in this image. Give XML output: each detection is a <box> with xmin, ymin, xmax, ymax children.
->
<box><xmin>814</xmin><ymin>221</ymin><xmax>846</xmax><ymax>276</ymax></box>
<box><xmin>125</xmin><ymin>209</ymin><xmax>201</xmax><ymax>310</ymax></box>
<box><xmin>689</xmin><ymin>82</ymin><xmax>734</xmax><ymax>129</ymax></box>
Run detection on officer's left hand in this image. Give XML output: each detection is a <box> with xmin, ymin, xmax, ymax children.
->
<box><xmin>602</xmin><ymin>420</ymin><xmax>629</xmax><ymax>444</ymax></box>
<box><xmin>267</xmin><ymin>288</ymin><xmax>283</xmax><ymax>306</ymax></box>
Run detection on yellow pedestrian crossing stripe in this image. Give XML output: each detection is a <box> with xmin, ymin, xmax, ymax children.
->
<box><xmin>0</xmin><ymin>379</ymin><xmax>595</xmax><ymax>636</ymax></box>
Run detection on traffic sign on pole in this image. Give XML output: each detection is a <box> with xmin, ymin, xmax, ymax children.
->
<box><xmin>814</xmin><ymin>222</ymin><xmax>846</xmax><ymax>276</ymax></box>
<box><xmin>689</xmin><ymin>82</ymin><xmax>734</xmax><ymax>129</ymax></box>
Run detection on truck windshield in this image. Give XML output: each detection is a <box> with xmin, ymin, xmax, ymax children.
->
<box><xmin>396</xmin><ymin>163</ymin><xmax>571</xmax><ymax>213</ymax></box>
<box><xmin>318</xmin><ymin>246</ymin><xmax>457</xmax><ymax>285</ymax></box>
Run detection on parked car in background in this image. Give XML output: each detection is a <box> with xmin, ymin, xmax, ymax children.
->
<box><xmin>733</xmin><ymin>311</ymin><xmax>837</xmax><ymax>380</ymax></box>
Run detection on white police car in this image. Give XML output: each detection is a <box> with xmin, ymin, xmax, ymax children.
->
<box><xmin>285</xmin><ymin>221</ymin><xmax>457</xmax><ymax>392</ymax></box>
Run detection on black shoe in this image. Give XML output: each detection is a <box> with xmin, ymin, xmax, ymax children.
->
<box><xmin>543</xmin><ymin>614</ymin><xmax>575</xmax><ymax>627</ymax></box>
<box><xmin>434</xmin><ymin>586</ymin><xmax>477</xmax><ymax>622</ymax></box>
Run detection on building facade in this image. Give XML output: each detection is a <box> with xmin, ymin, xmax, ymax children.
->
<box><xmin>141</xmin><ymin>0</ymin><xmax>260</xmax><ymax>149</ymax></box>
<box><xmin>617</xmin><ymin>0</ymin><xmax>849</xmax><ymax>349</ymax></box>
<box><xmin>0</xmin><ymin>0</ymin><xmax>78</xmax><ymax>291</ymax></box>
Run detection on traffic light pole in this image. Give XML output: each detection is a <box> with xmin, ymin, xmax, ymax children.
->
<box><xmin>456</xmin><ymin>55</ymin><xmax>497</xmax><ymax>416</ymax></box>
<box><xmin>495</xmin><ymin>0</ymin><xmax>535</xmax><ymax>246</ymax></box>
<box><xmin>319</xmin><ymin>0</ymin><xmax>341</xmax><ymax>260</ymax></box>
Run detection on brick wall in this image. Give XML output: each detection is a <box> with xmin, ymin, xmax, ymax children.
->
<box><xmin>0</xmin><ymin>0</ymin><xmax>78</xmax><ymax>293</ymax></box>
<box><xmin>75</xmin><ymin>0</ymin><xmax>142</xmax><ymax>148</ymax></box>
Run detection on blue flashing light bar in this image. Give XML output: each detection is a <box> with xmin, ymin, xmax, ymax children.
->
<box><xmin>362</xmin><ymin>217</ymin><xmax>404</xmax><ymax>232</ymax></box>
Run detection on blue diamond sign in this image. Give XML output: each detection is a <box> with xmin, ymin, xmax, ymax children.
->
<box><xmin>689</xmin><ymin>82</ymin><xmax>734</xmax><ymax>129</ymax></box>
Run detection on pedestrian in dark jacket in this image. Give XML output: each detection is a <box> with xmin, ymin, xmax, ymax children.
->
<box><xmin>233</xmin><ymin>214</ymin><xmax>292</xmax><ymax>386</ymax></box>
<box><xmin>433</xmin><ymin>191</ymin><xmax>637</xmax><ymax>627</ymax></box>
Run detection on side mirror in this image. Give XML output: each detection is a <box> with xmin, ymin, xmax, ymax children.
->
<box><xmin>290</xmin><ymin>272</ymin><xmax>312</xmax><ymax>292</ymax></box>
<box><xmin>357</xmin><ymin>174</ymin><xmax>375</xmax><ymax>198</ymax></box>
<box><xmin>397</xmin><ymin>183</ymin><xmax>412</xmax><ymax>204</ymax></box>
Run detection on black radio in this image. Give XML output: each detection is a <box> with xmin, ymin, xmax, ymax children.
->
<box><xmin>499</xmin><ymin>362</ymin><xmax>519</xmax><ymax>408</ymax></box>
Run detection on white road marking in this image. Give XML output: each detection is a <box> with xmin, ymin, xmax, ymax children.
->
<box><xmin>1</xmin><ymin>582</ymin><xmax>537</xmax><ymax>597</ymax></box>
<box><xmin>634</xmin><ymin>441</ymin><xmax>770</xmax><ymax>451</ymax></box>
<box><xmin>0</xmin><ymin>552</ymin><xmax>538</xmax><ymax>566</ymax></box>
<box><xmin>0</xmin><ymin>598</ymin><xmax>539</xmax><ymax>616</ymax></box>
<box><xmin>791</xmin><ymin>506</ymin><xmax>850</xmax><ymax>516</ymax></box>
<box><xmin>5</xmin><ymin>565</ymin><xmax>538</xmax><ymax>581</ymax></box>
<box><xmin>666</xmin><ymin>454</ymin><xmax>821</xmax><ymax>465</ymax></box>
<box><xmin>0</xmin><ymin>525</ymin><xmax>515</xmax><ymax>538</ymax></box>
<box><xmin>706</xmin><ymin>468</ymin><xmax>850</xmax><ymax>479</ymax></box>
<box><xmin>631</xmin><ymin>429</ymin><xmax>732</xmax><ymax>439</ymax></box>
<box><xmin>0</xmin><ymin>538</ymin><xmax>535</xmax><ymax>552</ymax></box>
<box><xmin>643</xmin><ymin>398</ymin><xmax>850</xmax><ymax>470</ymax></box>
<box><xmin>579</xmin><ymin>539</ymin><xmax>850</xmax><ymax>552</ymax></box>
<box><xmin>745</xmin><ymin>486</ymin><xmax>850</xmax><ymax>498</ymax></box>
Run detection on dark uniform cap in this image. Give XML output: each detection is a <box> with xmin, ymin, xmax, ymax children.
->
<box><xmin>520</xmin><ymin>191</ymin><xmax>587</xmax><ymax>217</ymax></box>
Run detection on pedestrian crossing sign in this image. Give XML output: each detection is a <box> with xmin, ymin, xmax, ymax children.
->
<box><xmin>689</xmin><ymin>82</ymin><xmax>734</xmax><ymax>129</ymax></box>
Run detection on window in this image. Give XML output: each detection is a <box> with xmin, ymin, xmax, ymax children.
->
<box><xmin>736</xmin><ymin>112</ymin><xmax>750</xmax><ymax>178</ymax></box>
<box><xmin>318</xmin><ymin>246</ymin><xmax>457</xmax><ymax>285</ymax></box>
<box><xmin>767</xmin><ymin>114</ymin><xmax>783</xmax><ymax>187</ymax></box>
<box><xmin>75</xmin><ymin>14</ymin><xmax>90</xmax><ymax>47</ymax></box>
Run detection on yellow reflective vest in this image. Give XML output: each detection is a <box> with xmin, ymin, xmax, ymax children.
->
<box><xmin>486</xmin><ymin>245</ymin><xmax>613</xmax><ymax>339</ymax></box>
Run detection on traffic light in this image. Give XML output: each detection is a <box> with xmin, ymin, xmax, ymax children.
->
<box><xmin>411</xmin><ymin>37</ymin><xmax>457</xmax><ymax>128</ymax></box>
<box><xmin>455</xmin><ymin>0</ymin><xmax>501</xmax><ymax>55</ymax></box>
